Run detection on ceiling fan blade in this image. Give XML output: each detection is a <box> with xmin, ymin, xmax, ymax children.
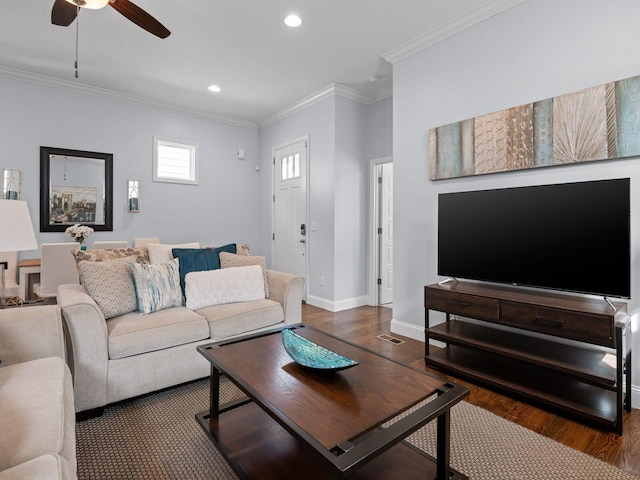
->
<box><xmin>108</xmin><ymin>0</ymin><xmax>170</xmax><ymax>38</ymax></box>
<box><xmin>51</xmin><ymin>0</ymin><xmax>78</xmax><ymax>26</ymax></box>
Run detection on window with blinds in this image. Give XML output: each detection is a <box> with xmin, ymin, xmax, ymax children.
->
<box><xmin>153</xmin><ymin>137</ymin><xmax>199</xmax><ymax>185</ymax></box>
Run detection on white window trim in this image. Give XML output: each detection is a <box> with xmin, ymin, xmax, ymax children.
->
<box><xmin>153</xmin><ymin>136</ymin><xmax>199</xmax><ymax>185</ymax></box>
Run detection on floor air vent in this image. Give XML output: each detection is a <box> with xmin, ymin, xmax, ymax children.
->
<box><xmin>376</xmin><ymin>334</ymin><xmax>405</xmax><ymax>345</ymax></box>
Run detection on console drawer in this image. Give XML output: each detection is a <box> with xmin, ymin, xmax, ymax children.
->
<box><xmin>425</xmin><ymin>288</ymin><xmax>499</xmax><ymax>322</ymax></box>
<box><xmin>501</xmin><ymin>301</ymin><xmax>613</xmax><ymax>347</ymax></box>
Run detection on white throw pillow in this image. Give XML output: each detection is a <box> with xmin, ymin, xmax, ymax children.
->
<box><xmin>219</xmin><ymin>252</ymin><xmax>269</xmax><ymax>298</ymax></box>
<box><xmin>147</xmin><ymin>242</ymin><xmax>200</xmax><ymax>264</ymax></box>
<box><xmin>185</xmin><ymin>265</ymin><xmax>265</xmax><ymax>310</ymax></box>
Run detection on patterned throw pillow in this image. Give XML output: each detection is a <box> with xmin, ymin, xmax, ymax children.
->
<box><xmin>129</xmin><ymin>258</ymin><xmax>184</xmax><ymax>314</ymax></box>
<box><xmin>219</xmin><ymin>252</ymin><xmax>269</xmax><ymax>298</ymax></box>
<box><xmin>73</xmin><ymin>248</ymin><xmax>150</xmax><ymax>286</ymax></box>
<box><xmin>77</xmin><ymin>256</ymin><xmax>138</xmax><ymax>319</ymax></box>
<box><xmin>146</xmin><ymin>242</ymin><xmax>200</xmax><ymax>264</ymax></box>
<box><xmin>72</xmin><ymin>247</ymin><xmax>150</xmax><ymax>264</ymax></box>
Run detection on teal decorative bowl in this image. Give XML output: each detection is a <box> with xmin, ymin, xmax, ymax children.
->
<box><xmin>281</xmin><ymin>328</ymin><xmax>360</xmax><ymax>371</ymax></box>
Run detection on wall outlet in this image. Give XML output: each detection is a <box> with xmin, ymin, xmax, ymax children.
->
<box><xmin>320</xmin><ymin>276</ymin><xmax>325</xmax><ymax>287</ymax></box>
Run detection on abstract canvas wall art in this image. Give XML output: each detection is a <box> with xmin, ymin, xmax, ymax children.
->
<box><xmin>428</xmin><ymin>74</ymin><xmax>640</xmax><ymax>180</ymax></box>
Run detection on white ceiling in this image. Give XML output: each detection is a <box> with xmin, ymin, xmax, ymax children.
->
<box><xmin>0</xmin><ymin>0</ymin><xmax>522</xmax><ymax>127</ymax></box>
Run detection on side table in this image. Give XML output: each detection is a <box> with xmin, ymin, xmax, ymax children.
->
<box><xmin>18</xmin><ymin>259</ymin><xmax>41</xmax><ymax>302</ymax></box>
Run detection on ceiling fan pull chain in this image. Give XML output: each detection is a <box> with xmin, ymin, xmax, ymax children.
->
<box><xmin>74</xmin><ymin>6</ymin><xmax>79</xmax><ymax>78</ymax></box>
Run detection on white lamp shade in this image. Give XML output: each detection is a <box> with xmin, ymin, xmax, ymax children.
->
<box><xmin>0</xmin><ymin>200</ymin><xmax>38</xmax><ymax>252</ymax></box>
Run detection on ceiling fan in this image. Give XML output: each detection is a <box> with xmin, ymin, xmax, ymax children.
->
<box><xmin>51</xmin><ymin>0</ymin><xmax>170</xmax><ymax>39</ymax></box>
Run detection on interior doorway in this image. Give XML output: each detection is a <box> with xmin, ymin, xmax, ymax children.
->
<box><xmin>368</xmin><ymin>157</ymin><xmax>393</xmax><ymax>306</ymax></box>
<box><xmin>272</xmin><ymin>136</ymin><xmax>309</xmax><ymax>299</ymax></box>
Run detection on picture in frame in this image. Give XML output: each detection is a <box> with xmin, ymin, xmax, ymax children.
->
<box><xmin>428</xmin><ymin>74</ymin><xmax>640</xmax><ymax>180</ymax></box>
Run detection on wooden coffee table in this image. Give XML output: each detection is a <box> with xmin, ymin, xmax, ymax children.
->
<box><xmin>196</xmin><ymin>324</ymin><xmax>469</xmax><ymax>479</ymax></box>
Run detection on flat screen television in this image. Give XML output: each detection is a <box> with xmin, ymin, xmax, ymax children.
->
<box><xmin>437</xmin><ymin>178</ymin><xmax>631</xmax><ymax>299</ymax></box>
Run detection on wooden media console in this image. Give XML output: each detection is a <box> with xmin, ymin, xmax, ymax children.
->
<box><xmin>424</xmin><ymin>281</ymin><xmax>632</xmax><ymax>434</ymax></box>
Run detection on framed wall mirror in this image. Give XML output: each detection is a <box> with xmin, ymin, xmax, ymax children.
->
<box><xmin>40</xmin><ymin>146</ymin><xmax>113</xmax><ymax>232</ymax></box>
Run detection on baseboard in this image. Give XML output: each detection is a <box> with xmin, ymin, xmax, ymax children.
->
<box><xmin>389</xmin><ymin>319</ymin><xmax>424</xmax><ymax>342</ymax></box>
<box><xmin>306</xmin><ymin>295</ymin><xmax>368</xmax><ymax>313</ymax></box>
<box><xmin>631</xmin><ymin>385</ymin><xmax>640</xmax><ymax>410</ymax></box>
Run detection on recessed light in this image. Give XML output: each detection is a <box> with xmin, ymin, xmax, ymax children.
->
<box><xmin>284</xmin><ymin>14</ymin><xmax>302</xmax><ymax>27</ymax></box>
<box><xmin>207</xmin><ymin>85</ymin><xmax>221</xmax><ymax>93</ymax></box>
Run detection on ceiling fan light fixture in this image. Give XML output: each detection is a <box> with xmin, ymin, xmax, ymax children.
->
<box><xmin>64</xmin><ymin>0</ymin><xmax>109</xmax><ymax>9</ymax></box>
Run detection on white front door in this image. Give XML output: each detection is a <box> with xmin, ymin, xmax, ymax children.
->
<box><xmin>272</xmin><ymin>137</ymin><xmax>308</xmax><ymax>293</ymax></box>
<box><xmin>379</xmin><ymin>162</ymin><xmax>393</xmax><ymax>305</ymax></box>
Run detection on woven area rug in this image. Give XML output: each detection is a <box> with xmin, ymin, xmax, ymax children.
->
<box><xmin>76</xmin><ymin>378</ymin><xmax>638</xmax><ymax>480</ymax></box>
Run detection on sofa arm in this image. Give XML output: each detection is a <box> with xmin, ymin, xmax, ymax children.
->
<box><xmin>266</xmin><ymin>270</ymin><xmax>304</xmax><ymax>325</ymax></box>
<box><xmin>56</xmin><ymin>283</ymin><xmax>109</xmax><ymax>413</ymax></box>
<box><xmin>0</xmin><ymin>305</ymin><xmax>66</xmax><ymax>367</ymax></box>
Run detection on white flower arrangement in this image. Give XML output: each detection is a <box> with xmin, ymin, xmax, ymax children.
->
<box><xmin>65</xmin><ymin>224</ymin><xmax>94</xmax><ymax>244</ymax></box>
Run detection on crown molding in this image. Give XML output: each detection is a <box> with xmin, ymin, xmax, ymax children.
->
<box><xmin>367</xmin><ymin>85</ymin><xmax>393</xmax><ymax>104</ymax></box>
<box><xmin>1</xmin><ymin>65</ymin><xmax>391</xmax><ymax>131</ymax></box>
<box><xmin>258</xmin><ymin>83</ymin><xmax>392</xmax><ymax>128</ymax></box>
<box><xmin>258</xmin><ymin>84</ymin><xmax>338</xmax><ymax>128</ymax></box>
<box><xmin>382</xmin><ymin>0</ymin><xmax>524</xmax><ymax>64</ymax></box>
<box><xmin>0</xmin><ymin>66</ymin><xmax>258</xmax><ymax>129</ymax></box>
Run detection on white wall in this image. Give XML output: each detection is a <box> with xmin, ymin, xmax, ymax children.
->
<box><xmin>334</xmin><ymin>96</ymin><xmax>368</xmax><ymax>306</ymax></box>
<box><xmin>366</xmin><ymin>95</ymin><xmax>393</xmax><ymax>161</ymax></box>
<box><xmin>0</xmin><ymin>77</ymin><xmax>260</xmax><ymax>254</ymax></box>
<box><xmin>258</xmin><ymin>94</ymin><xmax>391</xmax><ymax>308</ymax></box>
<box><xmin>258</xmin><ymin>97</ymin><xmax>337</xmax><ymax>299</ymax></box>
<box><xmin>392</xmin><ymin>0</ymin><xmax>640</xmax><ymax>404</ymax></box>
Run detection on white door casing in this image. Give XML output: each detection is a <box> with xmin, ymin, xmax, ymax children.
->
<box><xmin>379</xmin><ymin>163</ymin><xmax>394</xmax><ymax>305</ymax></box>
<box><xmin>272</xmin><ymin>137</ymin><xmax>308</xmax><ymax>295</ymax></box>
<box><xmin>367</xmin><ymin>157</ymin><xmax>393</xmax><ymax>306</ymax></box>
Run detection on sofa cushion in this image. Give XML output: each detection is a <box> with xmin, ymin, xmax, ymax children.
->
<box><xmin>146</xmin><ymin>242</ymin><xmax>200</xmax><ymax>264</ymax></box>
<box><xmin>77</xmin><ymin>256</ymin><xmax>138</xmax><ymax>319</ymax></box>
<box><xmin>0</xmin><ymin>453</ymin><xmax>77</xmax><ymax>480</ymax></box>
<box><xmin>129</xmin><ymin>258</ymin><xmax>183</xmax><ymax>314</ymax></box>
<box><xmin>172</xmin><ymin>243</ymin><xmax>236</xmax><ymax>296</ymax></box>
<box><xmin>185</xmin><ymin>265</ymin><xmax>265</xmax><ymax>310</ymax></box>
<box><xmin>197</xmin><ymin>299</ymin><xmax>284</xmax><ymax>340</ymax></box>
<box><xmin>219</xmin><ymin>252</ymin><xmax>270</xmax><ymax>298</ymax></box>
<box><xmin>0</xmin><ymin>357</ymin><xmax>75</xmax><ymax>472</ymax></box>
<box><xmin>107</xmin><ymin>307</ymin><xmax>209</xmax><ymax>359</ymax></box>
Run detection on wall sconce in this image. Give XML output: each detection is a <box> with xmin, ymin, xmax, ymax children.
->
<box><xmin>128</xmin><ymin>179</ymin><xmax>140</xmax><ymax>212</ymax></box>
<box><xmin>3</xmin><ymin>169</ymin><xmax>21</xmax><ymax>200</ymax></box>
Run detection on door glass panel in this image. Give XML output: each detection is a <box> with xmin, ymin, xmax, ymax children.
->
<box><xmin>281</xmin><ymin>154</ymin><xmax>301</xmax><ymax>181</ymax></box>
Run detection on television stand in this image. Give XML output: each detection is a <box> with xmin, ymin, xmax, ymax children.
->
<box><xmin>424</xmin><ymin>281</ymin><xmax>632</xmax><ymax>434</ymax></box>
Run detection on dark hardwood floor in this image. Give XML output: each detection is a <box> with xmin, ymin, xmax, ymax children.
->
<box><xmin>301</xmin><ymin>304</ymin><xmax>640</xmax><ymax>476</ymax></box>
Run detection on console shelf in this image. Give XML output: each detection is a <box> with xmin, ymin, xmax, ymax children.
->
<box><xmin>424</xmin><ymin>281</ymin><xmax>632</xmax><ymax>434</ymax></box>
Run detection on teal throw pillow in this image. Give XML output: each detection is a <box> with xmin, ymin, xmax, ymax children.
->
<box><xmin>172</xmin><ymin>244</ymin><xmax>237</xmax><ymax>296</ymax></box>
<box><xmin>129</xmin><ymin>258</ymin><xmax>183</xmax><ymax>314</ymax></box>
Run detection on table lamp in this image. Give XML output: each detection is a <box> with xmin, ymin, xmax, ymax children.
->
<box><xmin>0</xmin><ymin>200</ymin><xmax>38</xmax><ymax>298</ymax></box>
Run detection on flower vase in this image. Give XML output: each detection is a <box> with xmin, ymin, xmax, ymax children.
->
<box><xmin>80</xmin><ymin>243</ymin><xmax>87</xmax><ymax>251</ymax></box>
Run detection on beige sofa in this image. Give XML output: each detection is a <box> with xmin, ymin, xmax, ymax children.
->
<box><xmin>57</xmin><ymin>268</ymin><xmax>304</xmax><ymax>416</ymax></box>
<box><xmin>0</xmin><ymin>306</ymin><xmax>77</xmax><ymax>480</ymax></box>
